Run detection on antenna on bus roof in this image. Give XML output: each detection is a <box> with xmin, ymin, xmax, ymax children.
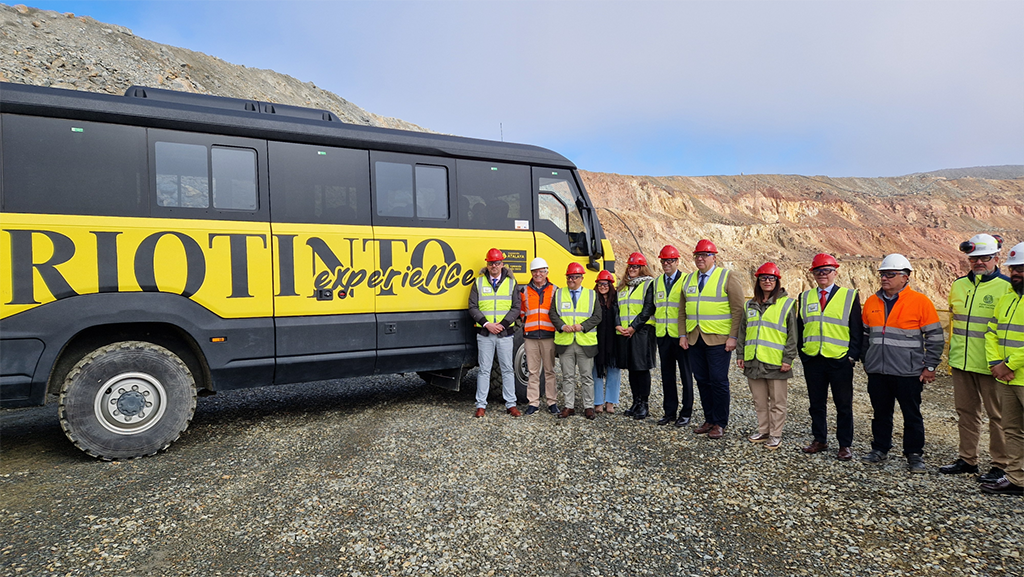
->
<box><xmin>500</xmin><ymin>123</ymin><xmax>503</xmax><ymax>142</ymax></box>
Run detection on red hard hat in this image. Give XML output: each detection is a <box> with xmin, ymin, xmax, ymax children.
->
<box><xmin>809</xmin><ymin>253</ymin><xmax>839</xmax><ymax>270</ymax></box>
<box><xmin>693</xmin><ymin>239</ymin><xmax>718</xmax><ymax>254</ymax></box>
<box><xmin>755</xmin><ymin>262</ymin><xmax>782</xmax><ymax>278</ymax></box>
<box><xmin>485</xmin><ymin>248</ymin><xmax>505</xmax><ymax>262</ymax></box>
<box><xmin>658</xmin><ymin>245</ymin><xmax>681</xmax><ymax>259</ymax></box>
<box><xmin>597</xmin><ymin>270</ymin><xmax>615</xmax><ymax>283</ymax></box>
<box><xmin>566</xmin><ymin>262</ymin><xmax>586</xmax><ymax>276</ymax></box>
<box><xmin>627</xmin><ymin>252</ymin><xmax>648</xmax><ymax>266</ymax></box>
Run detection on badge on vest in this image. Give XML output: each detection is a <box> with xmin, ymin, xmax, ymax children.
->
<box><xmin>747</xmin><ymin>309</ymin><xmax>758</xmax><ymax>318</ymax></box>
<box><xmin>686</xmin><ymin>287</ymin><xmax>698</xmax><ymax>295</ymax></box>
<box><xmin>806</xmin><ymin>303</ymin><xmax>820</xmax><ymax>313</ymax></box>
<box><xmin>657</xmin><ymin>291</ymin><xmax>665</xmax><ymax>300</ymax></box>
<box><xmin>561</xmin><ymin>302</ymin><xmax>572</xmax><ymax>310</ymax></box>
<box><xmin>481</xmin><ymin>286</ymin><xmax>493</xmax><ymax>294</ymax></box>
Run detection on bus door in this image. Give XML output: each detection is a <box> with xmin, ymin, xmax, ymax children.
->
<box><xmin>533</xmin><ymin>167</ymin><xmax>595</xmax><ymax>283</ymax></box>
<box><xmin>268</xmin><ymin>142</ymin><xmax>377</xmax><ymax>384</ymax></box>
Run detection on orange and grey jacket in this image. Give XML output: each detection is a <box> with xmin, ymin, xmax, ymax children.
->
<box><xmin>862</xmin><ymin>286</ymin><xmax>944</xmax><ymax>377</ymax></box>
<box><xmin>522</xmin><ymin>281</ymin><xmax>556</xmax><ymax>339</ymax></box>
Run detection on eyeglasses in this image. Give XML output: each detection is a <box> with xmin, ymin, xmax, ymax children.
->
<box><xmin>531</xmin><ymin>269</ymin><xmax>548</xmax><ymax>274</ymax></box>
<box><xmin>487</xmin><ymin>261</ymin><xmax>504</xmax><ymax>267</ymax></box>
<box><xmin>757</xmin><ymin>275</ymin><xmax>778</xmax><ymax>283</ymax></box>
<box><xmin>693</xmin><ymin>253</ymin><xmax>714</xmax><ymax>259</ymax></box>
<box><xmin>968</xmin><ymin>255</ymin><xmax>993</xmax><ymax>263</ymax></box>
<box><xmin>812</xmin><ymin>267</ymin><xmax>836</xmax><ymax>276</ymax></box>
<box><xmin>596</xmin><ymin>281</ymin><xmax>612</xmax><ymax>288</ymax></box>
<box><xmin>627</xmin><ymin>265</ymin><xmax>641</xmax><ymax>270</ymax></box>
<box><xmin>879</xmin><ymin>271</ymin><xmax>902</xmax><ymax>279</ymax></box>
<box><xmin>1009</xmin><ymin>265</ymin><xmax>1024</xmax><ymax>273</ymax></box>
<box><xmin>566</xmin><ymin>275</ymin><xmax>583</xmax><ymax>281</ymax></box>
<box><xmin>660</xmin><ymin>258</ymin><xmax>678</xmax><ymax>264</ymax></box>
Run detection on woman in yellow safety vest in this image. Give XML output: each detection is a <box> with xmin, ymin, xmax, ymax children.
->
<box><xmin>735</xmin><ymin>263</ymin><xmax>798</xmax><ymax>450</ymax></box>
<box><xmin>615</xmin><ymin>252</ymin><xmax>658</xmax><ymax>420</ymax></box>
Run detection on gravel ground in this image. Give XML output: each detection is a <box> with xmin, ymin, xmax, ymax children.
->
<box><xmin>1</xmin><ymin>363</ymin><xmax>1022</xmax><ymax>577</ymax></box>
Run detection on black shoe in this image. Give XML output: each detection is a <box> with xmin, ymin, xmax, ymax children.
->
<box><xmin>861</xmin><ymin>450</ymin><xmax>888</xmax><ymax>464</ymax></box>
<box><xmin>939</xmin><ymin>458</ymin><xmax>978</xmax><ymax>475</ymax></box>
<box><xmin>657</xmin><ymin>415</ymin><xmax>675</xmax><ymax>426</ymax></box>
<box><xmin>979</xmin><ymin>467</ymin><xmax>1006</xmax><ymax>483</ymax></box>
<box><xmin>981</xmin><ymin>477</ymin><xmax>1024</xmax><ymax>496</ymax></box>
<box><xmin>907</xmin><ymin>453</ymin><xmax>927</xmax><ymax>474</ymax></box>
<box><xmin>632</xmin><ymin>401</ymin><xmax>649</xmax><ymax>420</ymax></box>
<box><xmin>623</xmin><ymin>401</ymin><xmax>638</xmax><ymax>417</ymax></box>
<box><xmin>548</xmin><ymin>404</ymin><xmax>560</xmax><ymax>415</ymax></box>
<box><xmin>523</xmin><ymin>406</ymin><xmax>539</xmax><ymax>416</ymax></box>
<box><xmin>674</xmin><ymin>416</ymin><xmax>691</xmax><ymax>427</ymax></box>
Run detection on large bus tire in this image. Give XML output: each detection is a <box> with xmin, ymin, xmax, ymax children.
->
<box><xmin>58</xmin><ymin>341</ymin><xmax>197</xmax><ymax>460</ymax></box>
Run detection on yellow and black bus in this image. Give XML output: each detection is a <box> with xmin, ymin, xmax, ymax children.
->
<box><xmin>0</xmin><ymin>82</ymin><xmax>614</xmax><ymax>459</ymax></box>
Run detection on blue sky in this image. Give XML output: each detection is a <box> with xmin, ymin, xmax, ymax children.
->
<box><xmin>25</xmin><ymin>1</ymin><xmax>1024</xmax><ymax>177</ymax></box>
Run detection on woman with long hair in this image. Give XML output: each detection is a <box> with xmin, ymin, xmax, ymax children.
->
<box><xmin>592</xmin><ymin>270</ymin><xmax>621</xmax><ymax>413</ymax></box>
<box><xmin>615</xmin><ymin>252</ymin><xmax>658</xmax><ymax>420</ymax></box>
<box><xmin>735</xmin><ymin>262</ymin><xmax>798</xmax><ymax>450</ymax></box>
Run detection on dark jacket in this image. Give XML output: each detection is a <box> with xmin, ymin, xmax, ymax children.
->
<box><xmin>616</xmin><ymin>277</ymin><xmax>657</xmax><ymax>371</ymax></box>
<box><xmin>796</xmin><ymin>285</ymin><xmax>865</xmax><ymax>363</ymax></box>
<box><xmin>467</xmin><ymin>266</ymin><xmax>521</xmax><ymax>338</ymax></box>
<box><xmin>595</xmin><ymin>290</ymin><xmax>622</xmax><ymax>375</ymax></box>
<box><xmin>550</xmin><ymin>287</ymin><xmax>602</xmax><ymax>357</ymax></box>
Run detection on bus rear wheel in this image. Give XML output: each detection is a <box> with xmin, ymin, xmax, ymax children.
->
<box><xmin>58</xmin><ymin>341</ymin><xmax>197</xmax><ymax>460</ymax></box>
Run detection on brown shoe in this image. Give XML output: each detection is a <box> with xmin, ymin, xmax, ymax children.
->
<box><xmin>584</xmin><ymin>408</ymin><xmax>596</xmax><ymax>420</ymax></box>
<box><xmin>506</xmin><ymin>406</ymin><xmax>521</xmax><ymax>417</ymax></box>
<box><xmin>802</xmin><ymin>440</ymin><xmax>829</xmax><ymax>454</ymax></box>
<box><xmin>594</xmin><ymin>405</ymin><xmax>604</xmax><ymax>413</ymax></box>
<box><xmin>558</xmin><ymin>408</ymin><xmax>576</xmax><ymax>419</ymax></box>
<box><xmin>708</xmin><ymin>425</ymin><xmax>725</xmax><ymax>439</ymax></box>
<box><xmin>474</xmin><ymin>408</ymin><xmax>485</xmax><ymax>418</ymax></box>
<box><xmin>694</xmin><ymin>422</ymin><xmax>713</xmax><ymax>434</ymax></box>
<box><xmin>837</xmin><ymin>446</ymin><xmax>853</xmax><ymax>461</ymax></box>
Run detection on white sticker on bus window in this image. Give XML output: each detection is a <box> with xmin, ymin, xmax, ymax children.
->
<box><xmin>515</xmin><ymin>220</ymin><xmax>530</xmax><ymax>230</ymax></box>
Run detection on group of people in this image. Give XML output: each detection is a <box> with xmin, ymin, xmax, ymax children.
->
<box><xmin>467</xmin><ymin>235</ymin><xmax>1024</xmax><ymax>497</ymax></box>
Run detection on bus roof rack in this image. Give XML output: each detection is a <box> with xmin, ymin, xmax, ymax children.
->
<box><xmin>124</xmin><ymin>86</ymin><xmax>335</xmax><ymax>121</ymax></box>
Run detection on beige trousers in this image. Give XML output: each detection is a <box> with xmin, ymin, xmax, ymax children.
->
<box><xmin>952</xmin><ymin>368</ymin><xmax>1008</xmax><ymax>468</ymax></box>
<box><xmin>559</xmin><ymin>343</ymin><xmax>595</xmax><ymax>410</ymax></box>
<box><xmin>748</xmin><ymin>378</ymin><xmax>789</xmax><ymax>437</ymax></box>
<box><xmin>1000</xmin><ymin>383</ymin><xmax>1024</xmax><ymax>486</ymax></box>
<box><xmin>525</xmin><ymin>338</ymin><xmax>557</xmax><ymax>407</ymax></box>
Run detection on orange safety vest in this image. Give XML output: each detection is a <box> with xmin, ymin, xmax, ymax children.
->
<box><xmin>522</xmin><ymin>282</ymin><xmax>556</xmax><ymax>336</ymax></box>
<box><xmin>862</xmin><ymin>287</ymin><xmax>944</xmax><ymax>377</ymax></box>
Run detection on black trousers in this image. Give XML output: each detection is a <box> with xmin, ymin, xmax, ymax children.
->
<box><xmin>867</xmin><ymin>373</ymin><xmax>925</xmax><ymax>456</ymax></box>
<box><xmin>629</xmin><ymin>369</ymin><xmax>651</xmax><ymax>402</ymax></box>
<box><xmin>657</xmin><ymin>335</ymin><xmax>693</xmax><ymax>419</ymax></box>
<box><xmin>803</xmin><ymin>355</ymin><xmax>855</xmax><ymax>447</ymax></box>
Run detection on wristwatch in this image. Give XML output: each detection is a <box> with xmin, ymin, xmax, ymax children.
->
<box><xmin>926</xmin><ymin>366</ymin><xmax>935</xmax><ymax>372</ymax></box>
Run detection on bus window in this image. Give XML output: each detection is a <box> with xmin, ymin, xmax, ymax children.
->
<box><xmin>535</xmin><ymin>169</ymin><xmax>589</xmax><ymax>256</ymax></box>
<box><xmin>1</xmin><ymin>114</ymin><xmax>148</xmax><ymax>217</ymax></box>
<box><xmin>415</xmin><ymin>165</ymin><xmax>449</xmax><ymax>219</ymax></box>
<box><xmin>370</xmin><ymin>152</ymin><xmax>456</xmax><ymax>228</ymax></box>
<box><xmin>212</xmin><ymin>147</ymin><xmax>257</xmax><ymax>210</ymax></box>
<box><xmin>156</xmin><ymin>142</ymin><xmax>209</xmax><ymax>208</ymax></box>
<box><xmin>456</xmin><ymin>160</ymin><xmax>530</xmax><ymax>230</ymax></box>
<box><xmin>375</xmin><ymin>161</ymin><xmax>414</xmax><ymax>218</ymax></box>
<box><xmin>267</xmin><ymin>142</ymin><xmax>370</xmax><ymax>225</ymax></box>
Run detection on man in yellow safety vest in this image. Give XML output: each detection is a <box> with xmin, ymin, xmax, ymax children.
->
<box><xmin>551</xmin><ymin>263</ymin><xmax>602</xmax><ymax>419</ymax></box>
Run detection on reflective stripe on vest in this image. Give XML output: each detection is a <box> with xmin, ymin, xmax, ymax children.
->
<box><xmin>949</xmin><ymin>275</ymin><xmax>1011</xmax><ymax>373</ymax></box>
<box><xmin>654</xmin><ymin>273</ymin><xmax>683</xmax><ymax>338</ymax></box>
<box><xmin>621</xmin><ymin>279</ymin><xmax>655</xmax><ymax>327</ymax></box>
<box><xmin>523</xmin><ymin>284</ymin><xmax>556</xmax><ymax>333</ymax></box>
<box><xmin>800</xmin><ymin>286</ymin><xmax>855</xmax><ymax>358</ymax></box>
<box><xmin>553</xmin><ymin>288</ymin><xmax>598</xmax><ymax>347</ymax></box>
<box><xmin>743</xmin><ymin>297</ymin><xmax>795</xmax><ymax>365</ymax></box>
<box><xmin>683</xmin><ymin>268</ymin><xmax>731</xmax><ymax>335</ymax></box>
<box><xmin>987</xmin><ymin>292</ymin><xmax>1024</xmax><ymax>386</ymax></box>
<box><xmin>476</xmin><ymin>276</ymin><xmax>514</xmax><ymax>326</ymax></box>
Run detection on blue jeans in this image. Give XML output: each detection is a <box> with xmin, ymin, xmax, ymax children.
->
<box><xmin>593</xmin><ymin>365</ymin><xmax>622</xmax><ymax>405</ymax></box>
<box><xmin>476</xmin><ymin>333</ymin><xmax>516</xmax><ymax>409</ymax></box>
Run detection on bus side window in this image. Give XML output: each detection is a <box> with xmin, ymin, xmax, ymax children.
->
<box><xmin>156</xmin><ymin>142</ymin><xmax>209</xmax><ymax>208</ymax></box>
<box><xmin>534</xmin><ymin>169</ymin><xmax>589</xmax><ymax>256</ymax></box>
<box><xmin>267</xmin><ymin>142</ymin><xmax>370</xmax><ymax>225</ymax></box>
<box><xmin>212</xmin><ymin>147</ymin><xmax>257</xmax><ymax>210</ymax></box>
<box><xmin>370</xmin><ymin>153</ymin><xmax>456</xmax><ymax>228</ymax></box>
<box><xmin>456</xmin><ymin>160</ymin><xmax>530</xmax><ymax>230</ymax></box>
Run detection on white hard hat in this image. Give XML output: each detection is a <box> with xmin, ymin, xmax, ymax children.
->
<box><xmin>1006</xmin><ymin>242</ymin><xmax>1024</xmax><ymax>266</ymax></box>
<box><xmin>529</xmin><ymin>257</ymin><xmax>549</xmax><ymax>271</ymax></box>
<box><xmin>879</xmin><ymin>253</ymin><xmax>913</xmax><ymax>272</ymax></box>
<box><xmin>960</xmin><ymin>233</ymin><xmax>1000</xmax><ymax>256</ymax></box>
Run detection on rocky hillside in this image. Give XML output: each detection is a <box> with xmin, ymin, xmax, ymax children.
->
<box><xmin>0</xmin><ymin>4</ymin><xmax>426</xmax><ymax>130</ymax></box>
<box><xmin>3</xmin><ymin>3</ymin><xmax>1023</xmax><ymax>308</ymax></box>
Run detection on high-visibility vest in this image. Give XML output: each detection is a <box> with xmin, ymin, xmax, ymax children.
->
<box><xmin>522</xmin><ymin>283</ymin><xmax>556</xmax><ymax>334</ymax></box>
<box><xmin>654</xmin><ymin>273</ymin><xmax>683</xmax><ymax>338</ymax></box>
<box><xmin>475</xmin><ymin>275</ymin><xmax>515</xmax><ymax>326</ymax></box>
<box><xmin>744</xmin><ymin>297</ymin><xmax>795</xmax><ymax>365</ymax></box>
<box><xmin>800</xmin><ymin>286</ymin><xmax>856</xmax><ymax>359</ymax></box>
<box><xmin>986</xmin><ymin>291</ymin><xmax>1024</xmax><ymax>386</ymax></box>
<box><xmin>621</xmin><ymin>279</ymin><xmax>655</xmax><ymax>327</ymax></box>
<box><xmin>949</xmin><ymin>273</ymin><xmax>1011</xmax><ymax>373</ymax></box>
<box><xmin>553</xmin><ymin>288</ymin><xmax>598</xmax><ymax>347</ymax></box>
<box><xmin>682</xmin><ymin>268</ymin><xmax>732</xmax><ymax>335</ymax></box>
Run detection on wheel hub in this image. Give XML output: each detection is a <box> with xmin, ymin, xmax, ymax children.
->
<box><xmin>93</xmin><ymin>372</ymin><xmax>168</xmax><ymax>435</ymax></box>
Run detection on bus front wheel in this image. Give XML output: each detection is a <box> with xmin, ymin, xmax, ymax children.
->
<box><xmin>58</xmin><ymin>341</ymin><xmax>197</xmax><ymax>460</ymax></box>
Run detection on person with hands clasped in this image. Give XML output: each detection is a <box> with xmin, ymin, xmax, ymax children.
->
<box><xmin>616</xmin><ymin>252</ymin><xmax>658</xmax><ymax>420</ymax></box>
<box><xmin>550</xmin><ymin>263</ymin><xmax>602</xmax><ymax>419</ymax></box>
<box><xmin>860</xmin><ymin>254</ymin><xmax>945</xmax><ymax>473</ymax></box>
<box><xmin>467</xmin><ymin>248</ymin><xmax>522</xmax><ymax>418</ymax></box>
<box><xmin>736</xmin><ymin>263</ymin><xmax>798</xmax><ymax>450</ymax></box>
